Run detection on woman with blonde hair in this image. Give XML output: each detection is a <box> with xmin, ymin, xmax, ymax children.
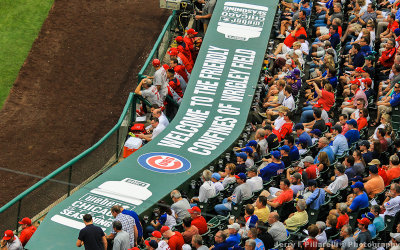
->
<box><xmin>318</xmin><ymin>151</ymin><xmax>331</xmax><ymax>172</ymax></box>
<box><xmin>219</xmin><ymin>163</ymin><xmax>236</xmax><ymax>187</ymax></box>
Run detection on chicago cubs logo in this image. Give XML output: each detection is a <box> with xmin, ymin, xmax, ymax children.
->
<box><xmin>138</xmin><ymin>152</ymin><xmax>191</xmax><ymax>173</ymax></box>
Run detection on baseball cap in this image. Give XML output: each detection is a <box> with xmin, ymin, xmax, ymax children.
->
<box><xmin>285</xmin><ymin>74</ymin><xmax>296</xmax><ymax>80</ymax></box>
<box><xmin>145</xmin><ymin>240</ymin><xmax>159</xmax><ymax>249</ymax></box>
<box><xmin>357</xmin><ymin>217</ymin><xmax>370</xmax><ymax>225</ymax></box>
<box><xmin>279</xmin><ymin>145</ymin><xmax>290</xmax><ymax>152</ymax></box>
<box><xmin>351</xmin><ymin>181</ymin><xmax>364</xmax><ymax>189</ymax></box>
<box><xmin>293</xmin><ymin>68</ymin><xmax>301</xmax><ymax>75</ymax></box>
<box><xmin>286</xmin><ymin>59</ymin><xmax>292</xmax><ymax>65</ymax></box>
<box><xmin>355</xmin><ymin>67</ymin><xmax>366</xmax><ymax>73</ymax></box>
<box><xmin>129</xmin><ymin>247</ymin><xmax>140</xmax><ymax>250</ymax></box>
<box><xmin>152</xmin><ymin>59</ymin><xmax>161</xmax><ymax>67</ymax></box>
<box><xmin>395</xmin><ymin>28</ymin><xmax>400</xmax><ymax>36</ymax></box>
<box><xmin>297</xmin><ymin>34</ymin><xmax>307</xmax><ymax>40</ymax></box>
<box><xmin>308</xmin><ymin>179</ymin><xmax>317</xmax><ymax>187</ymax></box>
<box><xmin>362</xmin><ymin>212</ymin><xmax>375</xmax><ymax>221</ymax></box>
<box><xmin>188</xmin><ymin>206</ymin><xmax>201</xmax><ymax>214</ymax></box>
<box><xmin>391</xmin><ymin>233</ymin><xmax>400</xmax><ymax>242</ymax></box>
<box><xmin>350</xmin><ymin>79</ymin><xmax>360</xmax><ymax>85</ymax></box>
<box><xmin>368</xmin><ymin>159</ymin><xmax>381</xmax><ymax>166</ymax></box>
<box><xmin>271</xmin><ymin>150</ymin><xmax>281</xmax><ymax>159</ymax></box>
<box><xmin>332</xmin><ymin>124</ymin><xmax>342</xmax><ymax>133</ymax></box>
<box><xmin>212</xmin><ymin>173</ymin><xmax>221</xmax><ymax>181</ymax></box>
<box><xmin>235</xmin><ymin>173</ymin><xmax>247</xmax><ymax>181</ymax></box>
<box><xmin>18</xmin><ymin>217</ymin><xmax>31</xmax><ymax>225</ymax></box>
<box><xmin>346</xmin><ymin>119</ymin><xmax>357</xmax><ymax>127</ymax></box>
<box><xmin>246</xmin><ymin>140</ymin><xmax>258</xmax><ymax>147</ymax></box>
<box><xmin>160</xmin><ymin>226</ymin><xmax>170</xmax><ymax>234</ymax></box>
<box><xmin>359</xmin><ymin>140</ymin><xmax>370</xmax><ymax>148</ymax></box>
<box><xmin>302</xmin><ymin>156</ymin><xmax>314</xmax><ymax>163</ymax></box>
<box><xmin>264</xmin><ymin>124</ymin><xmax>272</xmax><ymax>131</ymax></box>
<box><xmin>362</xmin><ymin>78</ymin><xmax>372</xmax><ymax>86</ymax></box>
<box><xmin>335</xmin><ymin>164</ymin><xmax>346</xmax><ymax>174</ymax></box>
<box><xmin>298</xmin><ymin>137</ymin><xmax>308</xmax><ymax>145</ymax></box>
<box><xmin>294</xmin><ymin>123</ymin><xmax>304</xmax><ymax>130</ymax></box>
<box><xmin>241</xmin><ymin>146</ymin><xmax>254</xmax><ymax>154</ymax></box>
<box><xmin>350</xmin><ymin>176</ymin><xmax>363</xmax><ymax>182</ymax></box>
<box><xmin>310</xmin><ymin>129</ymin><xmax>322</xmax><ymax>136</ymax></box>
<box><xmin>167</xmin><ymin>48</ymin><xmax>179</xmax><ymax>56</ymax></box>
<box><xmin>2</xmin><ymin>230</ymin><xmax>13</xmax><ymax>241</ymax></box>
<box><xmin>248</xmin><ymin>166</ymin><xmax>258</xmax><ymax>173</ymax></box>
<box><xmin>236</xmin><ymin>152</ymin><xmax>248</xmax><ymax>160</ymax></box>
<box><xmin>228</xmin><ymin>223</ymin><xmax>240</xmax><ymax>231</ymax></box>
<box><xmin>297</xmin><ymin>161</ymin><xmax>305</xmax><ymax>168</ymax></box>
<box><xmin>369</xmin><ymin>165</ymin><xmax>378</xmax><ymax>174</ymax></box>
<box><xmin>187</xmin><ymin>28</ymin><xmax>198</xmax><ymax>35</ymax></box>
<box><xmin>175</xmin><ymin>36</ymin><xmax>184</xmax><ymax>43</ymax></box>
<box><xmin>151</xmin><ymin>231</ymin><xmax>162</xmax><ymax>238</ymax></box>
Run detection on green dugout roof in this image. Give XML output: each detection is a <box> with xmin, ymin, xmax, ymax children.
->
<box><xmin>27</xmin><ymin>0</ymin><xmax>278</xmax><ymax>248</ymax></box>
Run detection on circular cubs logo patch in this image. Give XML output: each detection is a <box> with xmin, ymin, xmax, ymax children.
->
<box><xmin>138</xmin><ymin>152</ymin><xmax>191</xmax><ymax>173</ymax></box>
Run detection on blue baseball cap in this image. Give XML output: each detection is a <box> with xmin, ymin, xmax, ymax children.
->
<box><xmin>236</xmin><ymin>152</ymin><xmax>248</xmax><ymax>160</ymax></box>
<box><xmin>271</xmin><ymin>150</ymin><xmax>281</xmax><ymax>159</ymax></box>
<box><xmin>362</xmin><ymin>212</ymin><xmax>375</xmax><ymax>221</ymax></box>
<box><xmin>235</xmin><ymin>172</ymin><xmax>247</xmax><ymax>180</ymax></box>
<box><xmin>310</xmin><ymin>129</ymin><xmax>322</xmax><ymax>136</ymax></box>
<box><xmin>351</xmin><ymin>181</ymin><xmax>364</xmax><ymax>189</ymax></box>
<box><xmin>346</xmin><ymin>119</ymin><xmax>358</xmax><ymax>127</ymax></box>
<box><xmin>246</xmin><ymin>140</ymin><xmax>258</xmax><ymax>147</ymax></box>
<box><xmin>298</xmin><ymin>137</ymin><xmax>308</xmax><ymax>145</ymax></box>
<box><xmin>350</xmin><ymin>176</ymin><xmax>363</xmax><ymax>182</ymax></box>
<box><xmin>241</xmin><ymin>146</ymin><xmax>254</xmax><ymax>154</ymax></box>
<box><xmin>159</xmin><ymin>213</ymin><xmax>167</xmax><ymax>225</ymax></box>
<box><xmin>212</xmin><ymin>173</ymin><xmax>221</xmax><ymax>181</ymax></box>
<box><xmin>279</xmin><ymin>145</ymin><xmax>290</xmax><ymax>152</ymax></box>
<box><xmin>395</xmin><ymin>28</ymin><xmax>400</xmax><ymax>36</ymax></box>
<box><xmin>293</xmin><ymin>68</ymin><xmax>301</xmax><ymax>75</ymax></box>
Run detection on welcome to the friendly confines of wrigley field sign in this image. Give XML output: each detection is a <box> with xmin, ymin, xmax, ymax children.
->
<box><xmin>27</xmin><ymin>0</ymin><xmax>279</xmax><ymax>249</ymax></box>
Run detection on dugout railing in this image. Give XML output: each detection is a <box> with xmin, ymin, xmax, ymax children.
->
<box><xmin>0</xmin><ymin>10</ymin><xmax>179</xmax><ymax>233</ymax></box>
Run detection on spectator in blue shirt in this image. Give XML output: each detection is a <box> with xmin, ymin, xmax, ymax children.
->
<box><xmin>300</xmin><ymin>0</ymin><xmax>311</xmax><ymax>16</ymax></box>
<box><xmin>284</xmin><ymin>135</ymin><xmax>300</xmax><ymax>162</ymax></box>
<box><xmin>349</xmin><ymin>182</ymin><xmax>369</xmax><ymax>212</ymax></box>
<box><xmin>212</xmin><ymin>231</ymin><xmax>230</xmax><ymax>250</ymax></box>
<box><xmin>344</xmin><ymin>155</ymin><xmax>357</xmax><ymax>180</ymax></box>
<box><xmin>344</xmin><ymin>119</ymin><xmax>360</xmax><ymax>147</ymax></box>
<box><xmin>329</xmin><ymin>25</ymin><xmax>340</xmax><ymax>49</ymax></box>
<box><xmin>259</xmin><ymin>151</ymin><xmax>285</xmax><ymax>181</ymax></box>
<box><xmin>295</xmin><ymin>123</ymin><xmax>312</xmax><ymax>147</ymax></box>
<box><xmin>351</xmin><ymin>44</ymin><xmax>365</xmax><ymax>69</ymax></box>
<box><xmin>226</xmin><ymin>223</ymin><xmax>241</xmax><ymax>247</ymax></box>
<box><xmin>360</xmin><ymin>37</ymin><xmax>372</xmax><ymax>55</ymax></box>
<box><xmin>314</xmin><ymin>137</ymin><xmax>335</xmax><ymax>164</ymax></box>
<box><xmin>330</xmin><ymin>124</ymin><xmax>349</xmax><ymax>156</ymax></box>
<box><xmin>305</xmin><ymin>180</ymin><xmax>326</xmax><ymax>210</ymax></box>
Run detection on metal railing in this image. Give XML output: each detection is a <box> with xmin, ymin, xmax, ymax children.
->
<box><xmin>0</xmin><ymin>10</ymin><xmax>179</xmax><ymax>233</ymax></box>
<box><xmin>137</xmin><ymin>10</ymin><xmax>177</xmax><ymax>82</ymax></box>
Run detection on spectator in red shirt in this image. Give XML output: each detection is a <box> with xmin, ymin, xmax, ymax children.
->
<box><xmin>356</xmin><ymin>108</ymin><xmax>368</xmax><ymax>131</ymax></box>
<box><xmin>183</xmin><ymin>28</ymin><xmax>201</xmax><ymax>60</ymax></box>
<box><xmin>161</xmin><ymin>226</ymin><xmax>184</xmax><ymax>250</ymax></box>
<box><xmin>273</xmin><ymin>111</ymin><xmax>294</xmax><ymax>141</ymax></box>
<box><xmin>266</xmin><ymin>179</ymin><xmax>294</xmax><ymax>208</ymax></box>
<box><xmin>187</xmin><ymin>206</ymin><xmax>208</xmax><ymax>235</ymax></box>
<box><xmin>380</xmin><ymin>13</ymin><xmax>399</xmax><ymax>40</ymax></box>
<box><xmin>336</xmin><ymin>203</ymin><xmax>349</xmax><ymax>229</ymax></box>
<box><xmin>166</xmin><ymin>69</ymin><xmax>183</xmax><ymax>98</ymax></box>
<box><xmin>18</xmin><ymin>217</ymin><xmax>36</xmax><ymax>246</ymax></box>
<box><xmin>386</xmin><ymin>155</ymin><xmax>400</xmax><ymax>183</ymax></box>
<box><xmin>303</xmin><ymin>224</ymin><xmax>319</xmax><ymax>250</ymax></box>
<box><xmin>273</xmin><ymin>20</ymin><xmax>307</xmax><ymax>56</ymax></box>
<box><xmin>170</xmin><ymin>58</ymin><xmax>189</xmax><ymax>91</ymax></box>
<box><xmin>303</xmin><ymin>156</ymin><xmax>319</xmax><ymax>180</ymax></box>
<box><xmin>175</xmin><ymin>36</ymin><xmax>193</xmax><ymax>65</ymax></box>
<box><xmin>168</xmin><ymin>47</ymin><xmax>193</xmax><ymax>73</ymax></box>
<box><xmin>378</xmin><ymin>39</ymin><xmax>397</xmax><ymax>69</ymax></box>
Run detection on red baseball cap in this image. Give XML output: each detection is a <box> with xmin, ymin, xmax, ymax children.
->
<box><xmin>355</xmin><ymin>67</ymin><xmax>366</xmax><ymax>73</ymax></box>
<box><xmin>187</xmin><ymin>28</ymin><xmax>198</xmax><ymax>35</ymax></box>
<box><xmin>175</xmin><ymin>36</ymin><xmax>184</xmax><ymax>43</ymax></box>
<box><xmin>357</xmin><ymin>217</ymin><xmax>371</xmax><ymax>225</ymax></box>
<box><xmin>167</xmin><ymin>48</ymin><xmax>179</xmax><ymax>56</ymax></box>
<box><xmin>18</xmin><ymin>217</ymin><xmax>32</xmax><ymax>225</ymax></box>
<box><xmin>129</xmin><ymin>247</ymin><xmax>140</xmax><ymax>250</ymax></box>
<box><xmin>188</xmin><ymin>206</ymin><xmax>201</xmax><ymax>214</ymax></box>
<box><xmin>350</xmin><ymin>79</ymin><xmax>360</xmax><ymax>85</ymax></box>
<box><xmin>152</xmin><ymin>59</ymin><xmax>161</xmax><ymax>67</ymax></box>
<box><xmin>362</xmin><ymin>78</ymin><xmax>372</xmax><ymax>86</ymax></box>
<box><xmin>151</xmin><ymin>231</ymin><xmax>162</xmax><ymax>238</ymax></box>
<box><xmin>3</xmin><ymin>230</ymin><xmax>14</xmax><ymax>241</ymax></box>
<box><xmin>160</xmin><ymin>226</ymin><xmax>170</xmax><ymax>234</ymax></box>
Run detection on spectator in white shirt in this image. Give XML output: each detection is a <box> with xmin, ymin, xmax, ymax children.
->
<box><xmin>382</xmin><ymin>183</ymin><xmax>400</xmax><ymax>217</ymax></box>
<box><xmin>246</xmin><ymin>166</ymin><xmax>263</xmax><ymax>192</ymax></box>
<box><xmin>137</xmin><ymin>117</ymin><xmax>166</xmax><ymax>142</ymax></box>
<box><xmin>152</xmin><ymin>108</ymin><xmax>169</xmax><ymax>128</ymax></box>
<box><xmin>191</xmin><ymin>170</ymin><xmax>217</xmax><ymax>204</ymax></box>
<box><xmin>324</xmin><ymin>164</ymin><xmax>348</xmax><ymax>195</ymax></box>
<box><xmin>211</xmin><ymin>173</ymin><xmax>224</xmax><ymax>193</ymax></box>
<box><xmin>266</xmin><ymin>85</ymin><xmax>295</xmax><ymax>119</ymax></box>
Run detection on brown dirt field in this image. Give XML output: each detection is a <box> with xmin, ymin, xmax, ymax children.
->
<box><xmin>0</xmin><ymin>0</ymin><xmax>170</xmax><ymax>206</ymax></box>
